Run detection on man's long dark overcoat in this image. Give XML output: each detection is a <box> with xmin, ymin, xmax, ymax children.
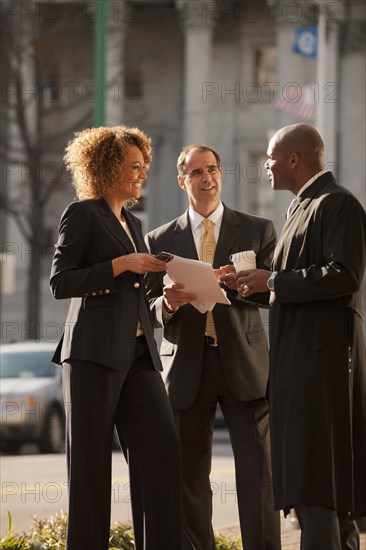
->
<box><xmin>269</xmin><ymin>172</ymin><xmax>366</xmax><ymax>515</ymax></box>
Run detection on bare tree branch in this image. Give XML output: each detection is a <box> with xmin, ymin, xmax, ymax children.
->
<box><xmin>1</xmin><ymin>1</ymin><xmax>93</xmax><ymax>336</ymax></box>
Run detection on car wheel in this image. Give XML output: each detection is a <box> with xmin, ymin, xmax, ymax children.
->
<box><xmin>1</xmin><ymin>441</ymin><xmax>22</xmax><ymax>454</ymax></box>
<box><xmin>39</xmin><ymin>405</ymin><xmax>65</xmax><ymax>454</ymax></box>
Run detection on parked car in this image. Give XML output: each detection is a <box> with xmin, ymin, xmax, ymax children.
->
<box><xmin>0</xmin><ymin>342</ymin><xmax>65</xmax><ymax>454</ymax></box>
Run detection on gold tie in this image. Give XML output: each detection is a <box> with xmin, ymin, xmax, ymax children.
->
<box><xmin>200</xmin><ymin>219</ymin><xmax>218</xmax><ymax>345</ymax></box>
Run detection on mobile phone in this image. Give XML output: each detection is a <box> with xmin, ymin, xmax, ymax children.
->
<box><xmin>155</xmin><ymin>251</ymin><xmax>174</xmax><ymax>263</ymax></box>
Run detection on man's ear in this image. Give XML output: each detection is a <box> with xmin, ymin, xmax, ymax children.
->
<box><xmin>289</xmin><ymin>152</ymin><xmax>299</xmax><ymax>166</ymax></box>
<box><xmin>178</xmin><ymin>175</ymin><xmax>186</xmax><ymax>190</ymax></box>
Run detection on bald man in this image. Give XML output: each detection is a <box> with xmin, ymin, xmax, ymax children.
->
<box><xmin>222</xmin><ymin>124</ymin><xmax>366</xmax><ymax>550</ymax></box>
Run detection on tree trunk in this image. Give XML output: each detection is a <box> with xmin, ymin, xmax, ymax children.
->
<box><xmin>26</xmin><ymin>236</ymin><xmax>42</xmax><ymax>340</ymax></box>
<box><xmin>26</xmin><ymin>169</ymin><xmax>43</xmax><ymax>341</ymax></box>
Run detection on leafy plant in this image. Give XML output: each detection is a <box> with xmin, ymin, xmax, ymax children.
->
<box><xmin>27</xmin><ymin>511</ymin><xmax>67</xmax><ymax>549</ymax></box>
<box><xmin>214</xmin><ymin>531</ymin><xmax>242</xmax><ymax>549</ymax></box>
<box><xmin>0</xmin><ymin>512</ymin><xmax>242</xmax><ymax>549</ymax></box>
<box><xmin>108</xmin><ymin>522</ymin><xmax>135</xmax><ymax>549</ymax></box>
<box><xmin>0</xmin><ymin>512</ymin><xmax>30</xmax><ymax>550</ymax></box>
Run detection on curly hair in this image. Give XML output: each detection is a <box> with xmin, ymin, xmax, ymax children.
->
<box><xmin>64</xmin><ymin>125</ymin><xmax>152</xmax><ymax>200</ymax></box>
<box><xmin>177</xmin><ymin>144</ymin><xmax>221</xmax><ymax>175</ymax></box>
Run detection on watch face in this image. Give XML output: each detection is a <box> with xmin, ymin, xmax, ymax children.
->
<box><xmin>267</xmin><ymin>273</ymin><xmax>276</xmax><ymax>291</ymax></box>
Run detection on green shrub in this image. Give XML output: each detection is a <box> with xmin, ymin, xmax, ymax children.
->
<box><xmin>0</xmin><ymin>512</ymin><xmax>242</xmax><ymax>549</ymax></box>
<box><xmin>0</xmin><ymin>513</ymin><xmax>30</xmax><ymax>550</ymax></box>
<box><xmin>214</xmin><ymin>532</ymin><xmax>242</xmax><ymax>550</ymax></box>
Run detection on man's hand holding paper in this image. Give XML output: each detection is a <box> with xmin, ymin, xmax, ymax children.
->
<box><xmin>163</xmin><ymin>282</ymin><xmax>197</xmax><ymax>313</ymax></box>
<box><xmin>162</xmin><ymin>254</ymin><xmax>230</xmax><ymax>313</ymax></box>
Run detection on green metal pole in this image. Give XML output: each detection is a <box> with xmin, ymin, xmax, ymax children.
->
<box><xmin>94</xmin><ymin>0</ymin><xmax>107</xmax><ymax>126</ymax></box>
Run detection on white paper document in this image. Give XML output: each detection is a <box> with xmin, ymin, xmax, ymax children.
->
<box><xmin>163</xmin><ymin>254</ymin><xmax>230</xmax><ymax>313</ymax></box>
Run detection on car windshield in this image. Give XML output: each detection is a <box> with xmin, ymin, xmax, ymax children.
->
<box><xmin>0</xmin><ymin>351</ymin><xmax>55</xmax><ymax>378</ymax></box>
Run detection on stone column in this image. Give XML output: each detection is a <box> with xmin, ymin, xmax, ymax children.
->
<box><xmin>268</xmin><ymin>1</ymin><xmax>317</xmax><ymax>231</ymax></box>
<box><xmin>176</xmin><ymin>0</ymin><xmax>217</xmax><ymax>145</ymax></box>
<box><xmin>105</xmin><ymin>0</ymin><xmax>126</xmax><ymax>126</ymax></box>
<box><xmin>316</xmin><ymin>1</ymin><xmax>344</xmax><ymax>169</ymax></box>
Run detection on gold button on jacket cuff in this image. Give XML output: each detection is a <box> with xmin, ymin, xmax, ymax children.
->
<box><xmin>134</xmin><ymin>282</ymin><xmax>140</xmax><ymax>288</ymax></box>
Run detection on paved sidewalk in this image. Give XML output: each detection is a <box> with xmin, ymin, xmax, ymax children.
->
<box><xmin>219</xmin><ymin>516</ymin><xmax>366</xmax><ymax>549</ymax></box>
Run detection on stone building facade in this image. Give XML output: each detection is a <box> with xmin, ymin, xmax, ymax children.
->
<box><xmin>1</xmin><ymin>0</ymin><xmax>365</xmax><ymax>340</ymax></box>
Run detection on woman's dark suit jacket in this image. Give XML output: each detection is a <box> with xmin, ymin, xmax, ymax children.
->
<box><xmin>50</xmin><ymin>198</ymin><xmax>161</xmax><ymax>374</ymax></box>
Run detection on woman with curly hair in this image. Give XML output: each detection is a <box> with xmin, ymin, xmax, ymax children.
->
<box><xmin>50</xmin><ymin>125</ymin><xmax>183</xmax><ymax>550</ymax></box>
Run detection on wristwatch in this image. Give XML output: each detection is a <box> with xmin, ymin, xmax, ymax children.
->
<box><xmin>266</xmin><ymin>271</ymin><xmax>278</xmax><ymax>291</ymax></box>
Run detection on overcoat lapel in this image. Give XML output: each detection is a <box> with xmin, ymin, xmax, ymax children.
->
<box><xmin>273</xmin><ymin>172</ymin><xmax>336</xmax><ymax>269</ymax></box>
<box><xmin>298</xmin><ymin>170</ymin><xmax>336</xmax><ymax>201</ymax></box>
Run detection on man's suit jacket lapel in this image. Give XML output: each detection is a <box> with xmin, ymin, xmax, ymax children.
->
<box><xmin>173</xmin><ymin>211</ymin><xmax>199</xmax><ymax>260</ymax></box>
<box><xmin>214</xmin><ymin>205</ymin><xmax>242</xmax><ymax>268</ymax></box>
<box><xmin>172</xmin><ymin>206</ymin><xmax>242</xmax><ymax>266</ymax></box>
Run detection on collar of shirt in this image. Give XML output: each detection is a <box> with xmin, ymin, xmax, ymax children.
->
<box><xmin>296</xmin><ymin>169</ymin><xmax>328</xmax><ymax>198</ymax></box>
<box><xmin>188</xmin><ymin>202</ymin><xmax>224</xmax><ymax>256</ymax></box>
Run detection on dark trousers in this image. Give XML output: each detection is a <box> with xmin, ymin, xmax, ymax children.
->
<box><xmin>62</xmin><ymin>336</ymin><xmax>182</xmax><ymax>550</ymax></box>
<box><xmin>175</xmin><ymin>344</ymin><xmax>281</xmax><ymax>550</ymax></box>
<box><xmin>295</xmin><ymin>504</ymin><xmax>360</xmax><ymax>550</ymax></box>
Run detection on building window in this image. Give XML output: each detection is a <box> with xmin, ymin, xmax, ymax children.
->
<box><xmin>124</xmin><ymin>66</ymin><xmax>143</xmax><ymax>101</ymax></box>
<box><xmin>254</xmin><ymin>46</ymin><xmax>277</xmax><ymax>86</ymax></box>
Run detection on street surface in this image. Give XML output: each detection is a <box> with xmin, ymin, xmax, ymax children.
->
<box><xmin>2</xmin><ymin>430</ymin><xmax>365</xmax><ymax>549</ymax></box>
<box><xmin>0</xmin><ymin>428</ymin><xmax>239</xmax><ymax>537</ymax></box>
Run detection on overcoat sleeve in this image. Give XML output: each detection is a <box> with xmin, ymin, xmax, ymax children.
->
<box><xmin>275</xmin><ymin>192</ymin><xmax>366</xmax><ymax>303</ymax></box>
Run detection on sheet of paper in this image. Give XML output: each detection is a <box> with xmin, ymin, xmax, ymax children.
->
<box><xmin>165</xmin><ymin>254</ymin><xmax>230</xmax><ymax>309</ymax></box>
<box><xmin>163</xmin><ymin>274</ymin><xmax>216</xmax><ymax>313</ymax></box>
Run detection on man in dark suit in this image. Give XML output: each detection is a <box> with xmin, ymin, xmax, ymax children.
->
<box><xmin>223</xmin><ymin>124</ymin><xmax>366</xmax><ymax>550</ymax></box>
<box><xmin>145</xmin><ymin>144</ymin><xmax>281</xmax><ymax>550</ymax></box>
